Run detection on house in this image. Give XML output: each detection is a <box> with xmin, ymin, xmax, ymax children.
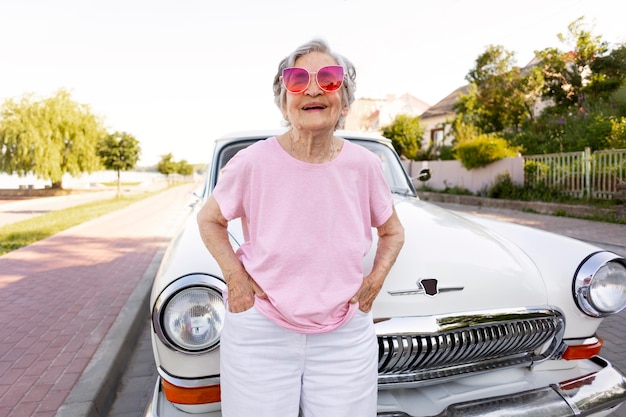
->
<box><xmin>345</xmin><ymin>93</ymin><xmax>430</xmax><ymax>131</ymax></box>
<box><xmin>418</xmin><ymin>85</ymin><xmax>467</xmax><ymax>150</ymax></box>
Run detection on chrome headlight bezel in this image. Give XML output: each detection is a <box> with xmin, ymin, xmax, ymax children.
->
<box><xmin>153</xmin><ymin>274</ymin><xmax>227</xmax><ymax>354</ymax></box>
<box><xmin>573</xmin><ymin>252</ymin><xmax>626</xmax><ymax>318</ymax></box>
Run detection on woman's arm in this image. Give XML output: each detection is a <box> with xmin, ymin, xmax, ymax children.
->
<box><xmin>196</xmin><ymin>196</ymin><xmax>265</xmax><ymax>312</ymax></box>
<box><xmin>351</xmin><ymin>207</ymin><xmax>405</xmax><ymax>312</ymax></box>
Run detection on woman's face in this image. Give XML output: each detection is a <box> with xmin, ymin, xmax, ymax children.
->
<box><xmin>282</xmin><ymin>51</ymin><xmax>347</xmax><ymax>133</ymax></box>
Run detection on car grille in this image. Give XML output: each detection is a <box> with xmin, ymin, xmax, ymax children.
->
<box><xmin>376</xmin><ymin>308</ymin><xmax>565</xmax><ymax>386</ymax></box>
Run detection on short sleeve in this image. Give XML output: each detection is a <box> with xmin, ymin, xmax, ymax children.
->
<box><xmin>212</xmin><ymin>150</ymin><xmax>250</xmax><ymax>221</ymax></box>
<box><xmin>368</xmin><ymin>154</ymin><xmax>394</xmax><ymax>228</ymax></box>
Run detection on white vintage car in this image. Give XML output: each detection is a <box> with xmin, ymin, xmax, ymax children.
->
<box><xmin>145</xmin><ymin>130</ymin><xmax>626</xmax><ymax>417</ymax></box>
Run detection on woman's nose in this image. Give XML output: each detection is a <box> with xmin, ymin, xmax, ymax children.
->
<box><xmin>304</xmin><ymin>75</ymin><xmax>323</xmax><ymax>96</ymax></box>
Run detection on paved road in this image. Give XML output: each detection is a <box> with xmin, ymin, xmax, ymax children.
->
<box><xmin>438</xmin><ymin>202</ymin><xmax>626</xmax><ymax>257</ymax></box>
<box><xmin>0</xmin><ymin>192</ymin><xmax>113</xmax><ymax>226</ymax></box>
<box><xmin>107</xmin><ymin>321</ymin><xmax>156</xmax><ymax>417</ymax></box>
<box><xmin>107</xmin><ymin>200</ymin><xmax>626</xmax><ymax>417</ymax></box>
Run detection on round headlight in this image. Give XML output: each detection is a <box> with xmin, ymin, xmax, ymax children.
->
<box><xmin>574</xmin><ymin>252</ymin><xmax>626</xmax><ymax>317</ymax></box>
<box><xmin>162</xmin><ymin>287</ymin><xmax>225</xmax><ymax>351</ymax></box>
<box><xmin>153</xmin><ymin>275</ymin><xmax>227</xmax><ymax>353</ymax></box>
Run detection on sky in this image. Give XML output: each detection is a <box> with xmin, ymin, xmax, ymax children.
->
<box><xmin>0</xmin><ymin>0</ymin><xmax>624</xmax><ymax>166</ymax></box>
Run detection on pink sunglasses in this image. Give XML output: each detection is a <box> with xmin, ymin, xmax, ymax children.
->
<box><xmin>282</xmin><ymin>65</ymin><xmax>345</xmax><ymax>93</ymax></box>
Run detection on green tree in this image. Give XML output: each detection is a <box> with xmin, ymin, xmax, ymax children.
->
<box><xmin>381</xmin><ymin>114</ymin><xmax>424</xmax><ymax>160</ymax></box>
<box><xmin>0</xmin><ymin>89</ymin><xmax>105</xmax><ymax>188</ymax></box>
<box><xmin>97</xmin><ymin>131</ymin><xmax>141</xmax><ymax>196</ymax></box>
<box><xmin>587</xmin><ymin>42</ymin><xmax>626</xmax><ymax>106</ymax></box>
<box><xmin>535</xmin><ymin>17</ymin><xmax>618</xmax><ymax>110</ymax></box>
<box><xmin>507</xmin><ymin>18</ymin><xmax>626</xmax><ymax>154</ymax></box>
<box><xmin>176</xmin><ymin>159</ymin><xmax>194</xmax><ymax>176</ymax></box>
<box><xmin>157</xmin><ymin>153</ymin><xmax>177</xmax><ymax>178</ymax></box>
<box><xmin>456</xmin><ymin>45</ymin><xmax>543</xmax><ymax>133</ymax></box>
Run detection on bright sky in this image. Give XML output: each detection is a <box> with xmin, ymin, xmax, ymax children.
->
<box><xmin>0</xmin><ymin>0</ymin><xmax>624</xmax><ymax>165</ymax></box>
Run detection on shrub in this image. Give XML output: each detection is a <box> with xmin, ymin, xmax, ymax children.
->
<box><xmin>443</xmin><ymin>183</ymin><xmax>474</xmax><ymax>195</ymax></box>
<box><xmin>455</xmin><ymin>135</ymin><xmax>519</xmax><ymax>169</ymax></box>
<box><xmin>438</xmin><ymin>145</ymin><xmax>456</xmax><ymax>160</ymax></box>
<box><xmin>486</xmin><ymin>171</ymin><xmax>571</xmax><ymax>201</ymax></box>
<box><xmin>608</xmin><ymin>116</ymin><xmax>626</xmax><ymax>149</ymax></box>
<box><xmin>508</xmin><ymin>106</ymin><xmax>616</xmax><ymax>154</ymax></box>
<box><xmin>523</xmin><ymin>160</ymin><xmax>550</xmax><ymax>185</ymax></box>
<box><xmin>485</xmin><ymin>172</ymin><xmax>521</xmax><ymax>199</ymax></box>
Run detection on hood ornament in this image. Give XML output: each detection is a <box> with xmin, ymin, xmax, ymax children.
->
<box><xmin>388</xmin><ymin>278</ymin><xmax>464</xmax><ymax>297</ymax></box>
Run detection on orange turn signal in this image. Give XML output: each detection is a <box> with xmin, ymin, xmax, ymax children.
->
<box><xmin>162</xmin><ymin>379</ymin><xmax>221</xmax><ymax>405</ymax></box>
<box><xmin>562</xmin><ymin>338</ymin><xmax>603</xmax><ymax>360</ymax></box>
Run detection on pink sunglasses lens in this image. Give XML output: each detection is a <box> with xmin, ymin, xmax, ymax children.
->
<box><xmin>317</xmin><ymin>66</ymin><xmax>344</xmax><ymax>91</ymax></box>
<box><xmin>283</xmin><ymin>68</ymin><xmax>310</xmax><ymax>93</ymax></box>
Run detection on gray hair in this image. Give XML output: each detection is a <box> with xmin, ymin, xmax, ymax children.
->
<box><xmin>272</xmin><ymin>38</ymin><xmax>357</xmax><ymax>130</ymax></box>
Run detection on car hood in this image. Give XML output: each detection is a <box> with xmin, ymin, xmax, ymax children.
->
<box><xmin>154</xmin><ymin>198</ymin><xmax>548</xmax><ymax>317</ymax></box>
<box><xmin>365</xmin><ymin>197</ymin><xmax>548</xmax><ymax>318</ymax></box>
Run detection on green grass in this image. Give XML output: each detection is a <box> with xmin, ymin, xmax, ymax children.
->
<box><xmin>101</xmin><ymin>181</ymin><xmax>142</xmax><ymax>187</ymax></box>
<box><xmin>0</xmin><ymin>191</ymin><xmax>158</xmax><ymax>256</ymax></box>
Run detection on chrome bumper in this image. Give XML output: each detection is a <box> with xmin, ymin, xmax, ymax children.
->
<box><xmin>382</xmin><ymin>357</ymin><xmax>626</xmax><ymax>417</ymax></box>
<box><xmin>145</xmin><ymin>357</ymin><xmax>626</xmax><ymax>417</ymax></box>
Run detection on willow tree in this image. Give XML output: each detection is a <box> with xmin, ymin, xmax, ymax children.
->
<box><xmin>0</xmin><ymin>89</ymin><xmax>105</xmax><ymax>188</ymax></box>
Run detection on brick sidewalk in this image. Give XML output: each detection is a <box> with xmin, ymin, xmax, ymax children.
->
<box><xmin>0</xmin><ymin>184</ymin><xmax>195</xmax><ymax>417</ymax></box>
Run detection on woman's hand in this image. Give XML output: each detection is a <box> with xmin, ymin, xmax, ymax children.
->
<box><xmin>350</xmin><ymin>274</ymin><xmax>383</xmax><ymax>313</ymax></box>
<box><xmin>226</xmin><ymin>270</ymin><xmax>266</xmax><ymax>313</ymax></box>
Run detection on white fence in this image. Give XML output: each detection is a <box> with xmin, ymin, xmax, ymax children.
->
<box><xmin>525</xmin><ymin>148</ymin><xmax>626</xmax><ymax>199</ymax></box>
<box><xmin>0</xmin><ymin>170</ymin><xmax>169</xmax><ymax>190</ymax></box>
<box><xmin>403</xmin><ymin>148</ymin><xmax>626</xmax><ymax>200</ymax></box>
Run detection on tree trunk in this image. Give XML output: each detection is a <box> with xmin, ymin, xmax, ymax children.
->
<box><xmin>51</xmin><ymin>180</ymin><xmax>63</xmax><ymax>189</ymax></box>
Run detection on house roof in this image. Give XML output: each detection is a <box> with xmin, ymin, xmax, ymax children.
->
<box><xmin>420</xmin><ymin>85</ymin><xmax>468</xmax><ymax>119</ymax></box>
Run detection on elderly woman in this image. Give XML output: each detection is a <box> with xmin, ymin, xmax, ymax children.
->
<box><xmin>197</xmin><ymin>39</ymin><xmax>405</xmax><ymax>417</ymax></box>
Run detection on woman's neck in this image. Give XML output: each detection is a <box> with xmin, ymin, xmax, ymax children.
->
<box><xmin>286</xmin><ymin>129</ymin><xmax>340</xmax><ymax>163</ymax></box>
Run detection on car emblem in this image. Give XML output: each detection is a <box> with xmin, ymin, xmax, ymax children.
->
<box><xmin>387</xmin><ymin>279</ymin><xmax>464</xmax><ymax>297</ymax></box>
<box><xmin>420</xmin><ymin>278</ymin><xmax>439</xmax><ymax>296</ymax></box>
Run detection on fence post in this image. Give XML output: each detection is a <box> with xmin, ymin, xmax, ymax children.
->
<box><xmin>584</xmin><ymin>147</ymin><xmax>591</xmax><ymax>199</ymax></box>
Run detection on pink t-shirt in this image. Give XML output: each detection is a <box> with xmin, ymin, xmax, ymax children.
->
<box><xmin>213</xmin><ymin>137</ymin><xmax>393</xmax><ymax>333</ymax></box>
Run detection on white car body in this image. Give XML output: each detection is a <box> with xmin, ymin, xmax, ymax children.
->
<box><xmin>145</xmin><ymin>131</ymin><xmax>626</xmax><ymax>417</ymax></box>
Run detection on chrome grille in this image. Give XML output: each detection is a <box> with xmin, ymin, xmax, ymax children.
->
<box><xmin>376</xmin><ymin>309</ymin><xmax>565</xmax><ymax>385</ymax></box>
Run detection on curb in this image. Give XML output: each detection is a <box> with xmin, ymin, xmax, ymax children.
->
<box><xmin>55</xmin><ymin>245</ymin><xmax>166</xmax><ymax>417</ymax></box>
<box><xmin>418</xmin><ymin>192</ymin><xmax>626</xmax><ymax>222</ymax></box>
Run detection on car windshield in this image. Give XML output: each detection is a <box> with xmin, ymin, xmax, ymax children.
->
<box><xmin>213</xmin><ymin>137</ymin><xmax>416</xmax><ymax>197</ymax></box>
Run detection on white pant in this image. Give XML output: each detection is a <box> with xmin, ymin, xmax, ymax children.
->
<box><xmin>219</xmin><ymin>306</ymin><xmax>378</xmax><ymax>417</ymax></box>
